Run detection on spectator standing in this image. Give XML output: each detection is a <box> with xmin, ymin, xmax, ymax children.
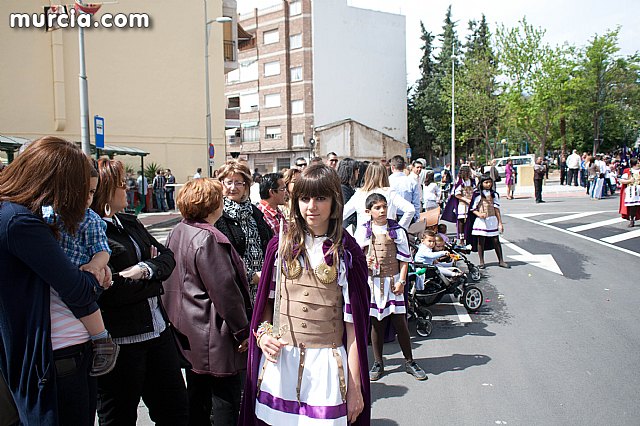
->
<box><xmin>487</xmin><ymin>159</ymin><xmax>500</xmax><ymax>192</ymax></box>
<box><xmin>533</xmin><ymin>157</ymin><xmax>546</xmax><ymax>203</ymax></box>
<box><xmin>326</xmin><ymin>152</ymin><xmax>339</xmax><ymax>169</ymax></box>
<box><xmin>165</xmin><ymin>169</ymin><xmax>176</xmax><ymax>210</ymax></box>
<box><xmin>163</xmin><ymin>178</ymin><xmax>252</xmax><ymax>425</ymax></box>
<box><xmin>215</xmin><ymin>161</ymin><xmax>273</xmax><ymax>303</ymax></box>
<box><xmin>126</xmin><ymin>172</ymin><xmax>137</xmax><ymax>211</ymax></box>
<box><xmin>559</xmin><ymin>155</ymin><xmax>568</xmax><ymax>185</ymax></box>
<box><xmin>566</xmin><ymin>150</ymin><xmax>581</xmax><ymax>186</ymax></box>
<box><xmin>282</xmin><ymin>168</ymin><xmax>301</xmax><ymax>220</ymax></box>
<box><xmin>294</xmin><ymin>157</ymin><xmax>308</xmax><ymax>171</ymax></box>
<box><xmin>410</xmin><ymin>160</ymin><xmax>425</xmax><ymax>203</ymax></box>
<box><xmin>194</xmin><ymin>168</ymin><xmax>202</xmax><ymax>179</ymax></box>
<box><xmin>136</xmin><ymin>171</ymin><xmax>148</xmax><ymax>212</ymax></box>
<box><xmin>422</xmin><ymin>171</ymin><xmax>441</xmax><ymax>210</ymax></box>
<box><xmin>505</xmin><ymin>159</ymin><xmax>516</xmax><ymax>200</ymax></box>
<box><xmin>257</xmin><ymin>172</ymin><xmax>288</xmax><ymax>235</ymax></box>
<box><xmin>152</xmin><ymin>170</ymin><xmax>168</xmax><ymax>212</ymax></box>
<box><xmin>337</xmin><ymin>158</ymin><xmax>360</xmax><ymax>230</ymax></box>
<box><xmin>388</xmin><ymin>155</ymin><xmax>420</xmax><ymax>223</ymax></box>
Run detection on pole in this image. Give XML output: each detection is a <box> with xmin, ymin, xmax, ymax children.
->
<box><xmin>78</xmin><ymin>2</ymin><xmax>91</xmax><ymax>156</ymax></box>
<box><xmin>204</xmin><ymin>0</ymin><xmax>213</xmax><ymax>177</ymax></box>
<box><xmin>451</xmin><ymin>55</ymin><xmax>456</xmax><ymax>182</ymax></box>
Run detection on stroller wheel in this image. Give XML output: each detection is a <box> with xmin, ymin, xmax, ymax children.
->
<box><xmin>416</xmin><ymin>318</ymin><xmax>432</xmax><ymax>337</ymax></box>
<box><xmin>462</xmin><ymin>286</ymin><xmax>483</xmax><ymax>312</ymax></box>
<box><xmin>469</xmin><ymin>265</ymin><xmax>482</xmax><ymax>282</ymax></box>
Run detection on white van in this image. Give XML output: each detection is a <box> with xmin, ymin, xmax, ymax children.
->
<box><xmin>493</xmin><ymin>155</ymin><xmax>535</xmax><ymax>177</ymax></box>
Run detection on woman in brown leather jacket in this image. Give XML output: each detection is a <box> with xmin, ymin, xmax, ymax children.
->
<box><xmin>162</xmin><ymin>178</ymin><xmax>252</xmax><ymax>426</ymax></box>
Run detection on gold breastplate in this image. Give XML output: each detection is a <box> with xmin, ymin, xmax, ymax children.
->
<box><xmin>478</xmin><ymin>196</ymin><xmax>496</xmax><ymax>217</ymax></box>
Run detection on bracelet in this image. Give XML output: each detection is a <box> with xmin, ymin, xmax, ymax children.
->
<box><xmin>253</xmin><ymin>321</ymin><xmax>274</xmax><ymax>347</ymax></box>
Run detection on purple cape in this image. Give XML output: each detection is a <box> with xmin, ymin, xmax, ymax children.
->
<box><xmin>464</xmin><ymin>190</ymin><xmax>497</xmax><ymax>252</ymax></box>
<box><xmin>441</xmin><ymin>177</ymin><xmax>476</xmax><ymax>223</ymax></box>
<box><xmin>239</xmin><ymin>233</ymin><xmax>371</xmax><ymax>426</ymax></box>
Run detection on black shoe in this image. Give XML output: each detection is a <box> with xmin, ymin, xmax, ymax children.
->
<box><xmin>369</xmin><ymin>362</ymin><xmax>384</xmax><ymax>381</ymax></box>
<box><xmin>539</xmin><ymin>200</ymin><xmax>546</xmax><ymax>203</ymax></box>
<box><xmin>405</xmin><ymin>361</ymin><xmax>428</xmax><ymax>381</ymax></box>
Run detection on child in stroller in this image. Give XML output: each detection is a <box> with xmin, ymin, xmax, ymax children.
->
<box><xmin>406</xmin><ymin>231</ymin><xmax>484</xmax><ymax>337</ymax></box>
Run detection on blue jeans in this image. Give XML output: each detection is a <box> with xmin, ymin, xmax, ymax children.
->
<box><xmin>154</xmin><ymin>189</ymin><xmax>167</xmax><ymax>211</ymax></box>
<box><xmin>53</xmin><ymin>340</ymin><xmax>97</xmax><ymax>426</ymax></box>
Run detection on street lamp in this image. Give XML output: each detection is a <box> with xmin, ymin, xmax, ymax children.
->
<box><xmin>204</xmin><ymin>0</ymin><xmax>232</xmax><ymax>176</ymax></box>
<box><xmin>451</xmin><ymin>54</ymin><xmax>457</xmax><ymax>182</ymax></box>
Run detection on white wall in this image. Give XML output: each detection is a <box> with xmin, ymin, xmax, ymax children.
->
<box><xmin>312</xmin><ymin>0</ymin><xmax>407</xmax><ymax>143</ymax></box>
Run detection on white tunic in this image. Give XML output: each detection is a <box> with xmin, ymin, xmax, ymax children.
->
<box><xmin>343</xmin><ymin>187</ymin><xmax>416</xmax><ymax>230</ymax></box>
<box><xmin>454</xmin><ymin>179</ymin><xmax>474</xmax><ymax>219</ymax></box>
<box><xmin>354</xmin><ymin>223</ymin><xmax>412</xmax><ymax>320</ymax></box>
<box><xmin>256</xmin><ymin>235</ymin><xmax>351</xmax><ymax>426</ymax></box>
<box><xmin>622</xmin><ymin>169</ymin><xmax>640</xmax><ymax>206</ymax></box>
<box><xmin>470</xmin><ymin>191</ymin><xmax>500</xmax><ymax>237</ymax></box>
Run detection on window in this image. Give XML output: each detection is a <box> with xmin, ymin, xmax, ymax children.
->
<box><xmin>290</xmin><ymin>66</ymin><xmax>303</xmax><ymax>82</ymax></box>
<box><xmin>227</xmin><ymin>96</ymin><xmax>240</xmax><ymax>109</ymax></box>
<box><xmin>263</xmin><ymin>29</ymin><xmax>279</xmax><ymax>45</ymax></box>
<box><xmin>265</xmin><ymin>126</ymin><xmax>282</xmax><ymax>140</ymax></box>
<box><xmin>290</xmin><ymin>33</ymin><xmax>302</xmax><ymax>49</ymax></box>
<box><xmin>239</xmin><ymin>60</ymin><xmax>258</xmax><ymax>82</ymax></box>
<box><xmin>242</xmin><ymin>125</ymin><xmax>259</xmax><ymax>142</ymax></box>
<box><xmin>291</xmin><ymin>99</ymin><xmax>304</xmax><ymax>115</ymax></box>
<box><xmin>264</xmin><ymin>61</ymin><xmax>280</xmax><ymax>77</ymax></box>
<box><xmin>292</xmin><ymin>133</ymin><xmax>305</xmax><ymax>147</ymax></box>
<box><xmin>240</xmin><ymin>92</ymin><xmax>259</xmax><ymax>113</ymax></box>
<box><xmin>289</xmin><ymin>0</ymin><xmax>301</xmax><ymax>16</ymax></box>
<box><xmin>264</xmin><ymin>93</ymin><xmax>281</xmax><ymax>108</ymax></box>
<box><xmin>277</xmin><ymin>158</ymin><xmax>291</xmax><ymax>170</ymax></box>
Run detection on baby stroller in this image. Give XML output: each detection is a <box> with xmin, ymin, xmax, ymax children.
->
<box><xmin>406</xmin><ymin>256</ymin><xmax>484</xmax><ymax>337</ymax></box>
<box><xmin>440</xmin><ymin>242</ymin><xmax>482</xmax><ymax>282</ymax></box>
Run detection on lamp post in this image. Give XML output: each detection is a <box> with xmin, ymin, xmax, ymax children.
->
<box><xmin>204</xmin><ymin>0</ymin><xmax>232</xmax><ymax>176</ymax></box>
<box><xmin>451</xmin><ymin>54</ymin><xmax>457</xmax><ymax>182</ymax></box>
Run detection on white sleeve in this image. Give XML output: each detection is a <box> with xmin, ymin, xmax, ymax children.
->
<box><xmin>390</xmin><ymin>191</ymin><xmax>415</xmax><ymax>229</ymax></box>
<box><xmin>338</xmin><ymin>260</ymin><xmax>353</xmax><ymax>323</ymax></box>
<box><xmin>493</xmin><ymin>193</ymin><xmax>500</xmax><ymax>208</ymax></box>
<box><xmin>393</xmin><ymin>229</ymin><xmax>412</xmax><ymax>262</ymax></box>
<box><xmin>343</xmin><ymin>191</ymin><xmax>359</xmax><ymax>221</ymax></box>
<box><xmin>353</xmin><ymin>223</ymin><xmax>370</xmax><ymax>248</ymax></box>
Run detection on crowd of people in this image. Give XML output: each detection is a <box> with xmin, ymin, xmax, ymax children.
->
<box><xmin>0</xmin><ymin>141</ymin><xmax>519</xmax><ymax>426</ymax></box>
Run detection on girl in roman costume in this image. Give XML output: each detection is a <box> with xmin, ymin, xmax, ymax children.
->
<box><xmin>619</xmin><ymin>157</ymin><xmax>640</xmax><ymax>227</ymax></box>
<box><xmin>464</xmin><ymin>175</ymin><xmax>509</xmax><ymax>269</ymax></box>
<box><xmin>441</xmin><ymin>165</ymin><xmax>475</xmax><ymax>244</ymax></box>
<box><xmin>239</xmin><ymin>164</ymin><xmax>371</xmax><ymax>426</ymax></box>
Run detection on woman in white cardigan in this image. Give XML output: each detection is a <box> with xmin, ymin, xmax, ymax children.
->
<box><xmin>422</xmin><ymin>171</ymin><xmax>441</xmax><ymax>210</ymax></box>
<box><xmin>343</xmin><ymin>162</ymin><xmax>416</xmax><ymax>230</ymax></box>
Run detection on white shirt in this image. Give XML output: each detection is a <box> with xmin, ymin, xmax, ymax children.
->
<box><xmin>389</xmin><ymin>172</ymin><xmax>421</xmax><ymax>221</ymax></box>
<box><xmin>193</xmin><ymin>172</ymin><xmax>201</xmax><ymax>179</ymax></box>
<box><xmin>567</xmin><ymin>153</ymin><xmax>581</xmax><ymax>169</ymax></box>
<box><xmin>343</xmin><ymin>187</ymin><xmax>416</xmax><ymax>230</ymax></box>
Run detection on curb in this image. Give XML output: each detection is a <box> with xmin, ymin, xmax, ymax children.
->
<box><xmin>143</xmin><ymin>216</ymin><xmax>182</xmax><ymax>231</ymax></box>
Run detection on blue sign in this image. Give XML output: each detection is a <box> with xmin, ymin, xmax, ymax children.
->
<box><xmin>406</xmin><ymin>147</ymin><xmax>412</xmax><ymax>159</ymax></box>
<box><xmin>209</xmin><ymin>143</ymin><xmax>215</xmax><ymax>159</ymax></box>
<box><xmin>94</xmin><ymin>115</ymin><xmax>104</xmax><ymax>149</ymax></box>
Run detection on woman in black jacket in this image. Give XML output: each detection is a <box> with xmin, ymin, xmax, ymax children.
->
<box><xmin>337</xmin><ymin>157</ymin><xmax>359</xmax><ymax>230</ymax></box>
<box><xmin>91</xmin><ymin>158</ymin><xmax>187</xmax><ymax>426</ymax></box>
<box><xmin>215</xmin><ymin>161</ymin><xmax>273</xmax><ymax>303</ymax></box>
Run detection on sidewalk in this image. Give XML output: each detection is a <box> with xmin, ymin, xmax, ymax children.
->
<box><xmin>137</xmin><ymin>210</ymin><xmax>182</xmax><ymax>230</ymax></box>
<box><xmin>496</xmin><ymin>171</ymin><xmax>588</xmax><ymax>199</ymax></box>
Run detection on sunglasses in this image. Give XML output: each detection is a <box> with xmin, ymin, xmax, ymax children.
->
<box><xmin>296</xmin><ymin>163</ymin><xmax>307</xmax><ymax>167</ymax></box>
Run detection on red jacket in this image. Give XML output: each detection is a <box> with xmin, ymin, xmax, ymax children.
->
<box><xmin>162</xmin><ymin>220</ymin><xmax>252</xmax><ymax>376</ymax></box>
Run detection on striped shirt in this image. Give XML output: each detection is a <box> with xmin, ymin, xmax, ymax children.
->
<box><xmin>42</xmin><ymin>208</ymin><xmax>111</xmax><ymax>350</ymax></box>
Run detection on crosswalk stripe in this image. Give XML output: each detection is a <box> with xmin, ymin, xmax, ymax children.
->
<box><xmin>541</xmin><ymin>211</ymin><xmax>605</xmax><ymax>224</ymax></box>
<box><xmin>601</xmin><ymin>228</ymin><xmax>640</xmax><ymax>244</ymax></box>
<box><xmin>567</xmin><ymin>217</ymin><xmax>626</xmax><ymax>232</ymax></box>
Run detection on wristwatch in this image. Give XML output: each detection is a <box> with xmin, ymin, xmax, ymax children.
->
<box><xmin>397</xmin><ymin>279</ymin><xmax>406</xmax><ymax>285</ymax></box>
<box><xmin>137</xmin><ymin>262</ymin><xmax>152</xmax><ymax>279</ymax></box>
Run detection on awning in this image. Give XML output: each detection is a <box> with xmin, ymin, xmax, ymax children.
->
<box><xmin>0</xmin><ymin>134</ymin><xmax>31</xmax><ymax>151</ymax></box>
<box><xmin>95</xmin><ymin>144</ymin><xmax>148</xmax><ymax>157</ymax></box>
<box><xmin>241</xmin><ymin>121</ymin><xmax>259</xmax><ymax>128</ymax></box>
<box><xmin>238</xmin><ymin>23</ymin><xmax>253</xmax><ymax>41</ymax></box>
<box><xmin>225</xmin><ymin>128</ymin><xmax>239</xmax><ymax>136</ymax></box>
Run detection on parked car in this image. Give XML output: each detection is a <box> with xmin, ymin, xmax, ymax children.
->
<box><xmin>493</xmin><ymin>155</ymin><xmax>535</xmax><ymax>177</ymax></box>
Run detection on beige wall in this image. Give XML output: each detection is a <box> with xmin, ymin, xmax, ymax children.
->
<box><xmin>0</xmin><ymin>0</ymin><xmax>230</xmax><ymax>182</ymax></box>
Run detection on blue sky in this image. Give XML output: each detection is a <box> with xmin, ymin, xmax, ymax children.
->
<box><xmin>238</xmin><ymin>0</ymin><xmax>639</xmax><ymax>86</ymax></box>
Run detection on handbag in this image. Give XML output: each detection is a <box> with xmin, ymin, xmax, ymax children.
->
<box><xmin>495</xmin><ymin>175</ymin><xmax>502</xmax><ymax>182</ymax></box>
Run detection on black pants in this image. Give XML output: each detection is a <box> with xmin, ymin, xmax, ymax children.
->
<box><xmin>53</xmin><ymin>340</ymin><xmax>97</xmax><ymax>426</ymax></box>
<box><xmin>534</xmin><ymin>179</ymin><xmax>544</xmax><ymax>202</ymax></box>
<box><xmin>166</xmin><ymin>190</ymin><xmax>175</xmax><ymax>210</ymax></box>
<box><xmin>185</xmin><ymin>370</ymin><xmax>242</xmax><ymax>426</ymax></box>
<box><xmin>97</xmin><ymin>329</ymin><xmax>188</xmax><ymax>426</ymax></box>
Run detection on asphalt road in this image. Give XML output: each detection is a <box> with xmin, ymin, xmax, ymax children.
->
<box><xmin>132</xmin><ymin>190</ymin><xmax>639</xmax><ymax>425</ymax></box>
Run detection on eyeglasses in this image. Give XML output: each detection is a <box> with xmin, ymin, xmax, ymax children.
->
<box><xmin>223</xmin><ymin>180</ymin><xmax>246</xmax><ymax>188</ymax></box>
<box><xmin>296</xmin><ymin>163</ymin><xmax>307</xmax><ymax>167</ymax></box>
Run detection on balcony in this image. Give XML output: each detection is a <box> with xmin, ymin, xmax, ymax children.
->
<box><xmin>224</xmin><ymin>40</ymin><xmax>237</xmax><ymax>74</ymax></box>
<box><xmin>225</xmin><ymin>108</ymin><xmax>240</xmax><ymax>128</ymax></box>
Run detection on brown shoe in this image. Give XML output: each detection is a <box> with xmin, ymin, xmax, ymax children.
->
<box><xmin>90</xmin><ymin>337</ymin><xmax>120</xmax><ymax>377</ymax></box>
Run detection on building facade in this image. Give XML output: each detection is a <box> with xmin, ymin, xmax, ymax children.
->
<box><xmin>225</xmin><ymin>0</ymin><xmax>408</xmax><ymax>173</ymax></box>
<box><xmin>0</xmin><ymin>0</ymin><xmax>238</xmax><ymax>182</ymax></box>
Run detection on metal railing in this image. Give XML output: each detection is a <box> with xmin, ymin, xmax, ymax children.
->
<box><xmin>224</xmin><ymin>40</ymin><xmax>236</xmax><ymax>62</ymax></box>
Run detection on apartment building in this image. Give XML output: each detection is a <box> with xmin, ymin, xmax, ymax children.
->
<box><xmin>225</xmin><ymin>0</ymin><xmax>408</xmax><ymax>172</ymax></box>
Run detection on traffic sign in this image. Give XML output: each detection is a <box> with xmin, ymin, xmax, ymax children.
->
<box><xmin>406</xmin><ymin>147</ymin><xmax>412</xmax><ymax>159</ymax></box>
<box><xmin>209</xmin><ymin>143</ymin><xmax>215</xmax><ymax>159</ymax></box>
<box><xmin>94</xmin><ymin>115</ymin><xmax>104</xmax><ymax>149</ymax></box>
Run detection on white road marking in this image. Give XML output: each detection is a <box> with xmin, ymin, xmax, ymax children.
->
<box><xmin>506</xmin><ymin>213</ymin><xmax>550</xmax><ymax>219</ymax></box>
<box><xmin>506</xmin><ymin>214</ymin><xmax>640</xmax><ymax>259</ymax></box>
<box><xmin>601</xmin><ymin>228</ymin><xmax>640</xmax><ymax>244</ymax></box>
<box><xmin>567</xmin><ymin>217</ymin><xmax>626</xmax><ymax>232</ymax></box>
<box><xmin>501</xmin><ymin>238</ymin><xmax>563</xmax><ymax>275</ymax></box>
<box><xmin>541</xmin><ymin>211</ymin><xmax>605</xmax><ymax>224</ymax></box>
<box><xmin>452</xmin><ymin>301</ymin><xmax>473</xmax><ymax>323</ymax></box>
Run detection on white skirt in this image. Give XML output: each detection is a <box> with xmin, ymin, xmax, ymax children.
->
<box><xmin>369</xmin><ymin>274</ymin><xmax>406</xmax><ymax>320</ymax></box>
<box><xmin>255</xmin><ymin>345</ymin><xmax>349</xmax><ymax>426</ymax></box>
<box><xmin>471</xmin><ymin>215</ymin><xmax>500</xmax><ymax>237</ymax></box>
<box><xmin>625</xmin><ymin>185</ymin><xmax>640</xmax><ymax>206</ymax></box>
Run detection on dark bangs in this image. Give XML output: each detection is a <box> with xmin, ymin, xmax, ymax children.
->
<box><xmin>292</xmin><ymin>165</ymin><xmax>338</xmax><ymax>200</ymax></box>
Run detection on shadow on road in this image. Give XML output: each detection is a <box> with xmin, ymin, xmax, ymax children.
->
<box><xmin>370</xmin><ymin>382</ymin><xmax>408</xmax><ymax>404</ymax></box>
<box><xmin>417</xmin><ymin>353</ymin><xmax>491</xmax><ymax>376</ymax></box>
<box><xmin>371</xmin><ymin>418</ymin><xmax>400</xmax><ymax>426</ymax></box>
<box><xmin>420</xmin><ymin>320</ymin><xmax>496</xmax><ymax>340</ymax></box>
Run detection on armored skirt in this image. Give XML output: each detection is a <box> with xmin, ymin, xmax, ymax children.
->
<box><xmin>255</xmin><ymin>234</ymin><xmax>353</xmax><ymax>426</ymax></box>
<box><xmin>470</xmin><ymin>191</ymin><xmax>500</xmax><ymax>237</ymax></box>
